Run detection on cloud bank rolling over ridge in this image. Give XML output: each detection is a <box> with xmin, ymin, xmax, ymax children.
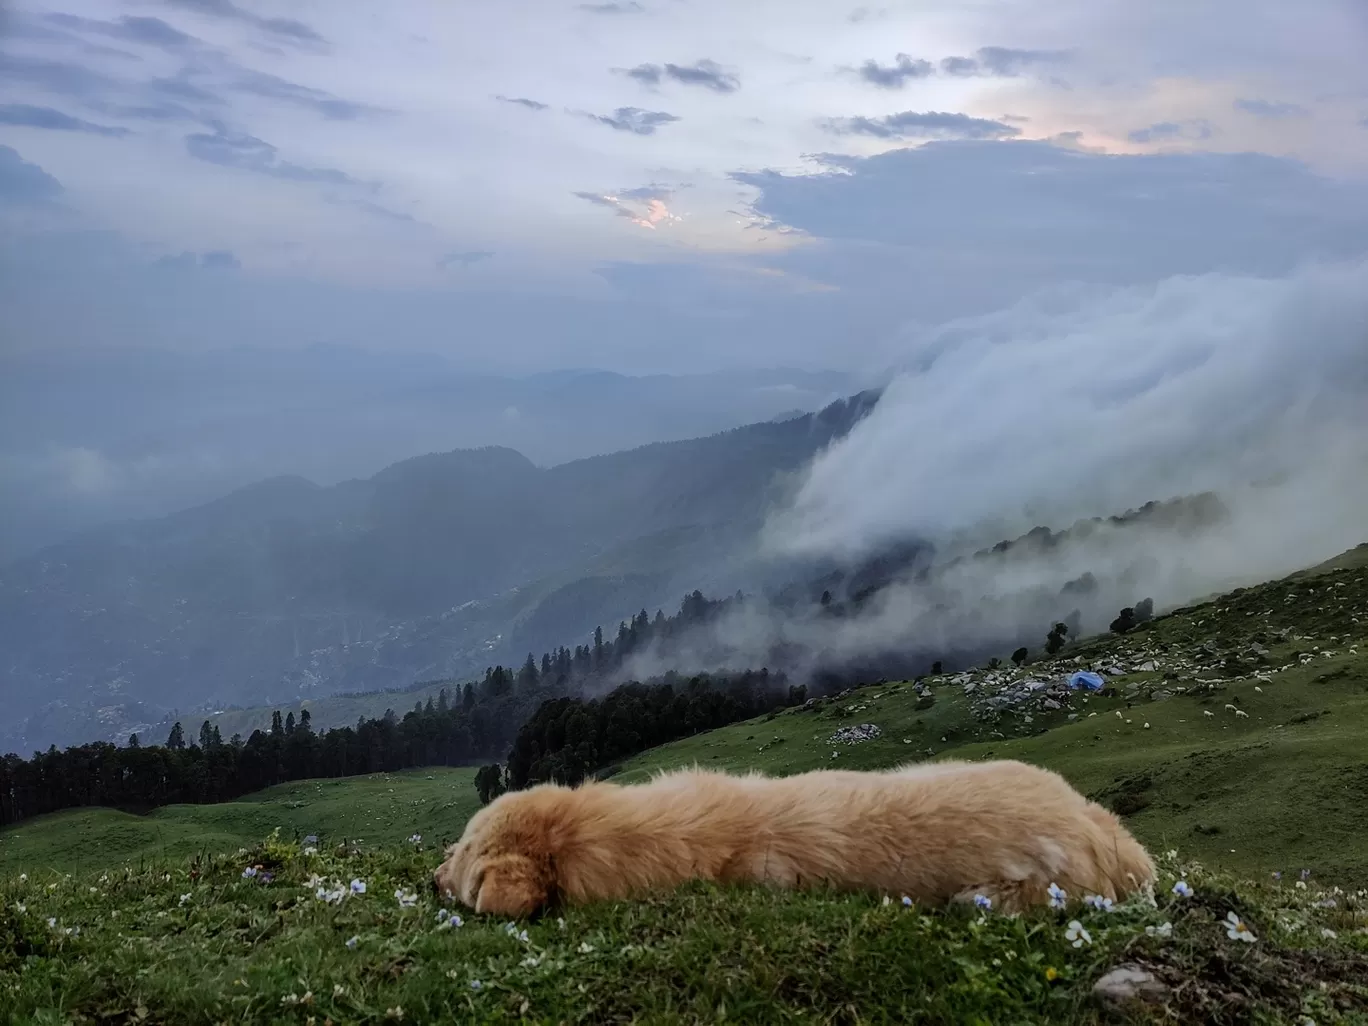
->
<box><xmin>615</xmin><ymin>261</ymin><xmax>1368</xmax><ymax>684</ymax></box>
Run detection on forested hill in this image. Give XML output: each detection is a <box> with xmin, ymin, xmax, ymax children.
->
<box><xmin>0</xmin><ymin>391</ymin><xmax>879</xmax><ymax>753</ymax></box>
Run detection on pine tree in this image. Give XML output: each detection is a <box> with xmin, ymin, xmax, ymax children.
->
<box><xmin>166</xmin><ymin>722</ymin><xmax>185</xmax><ymax>750</ymax></box>
<box><xmin>518</xmin><ymin>652</ymin><xmax>539</xmax><ymax>690</ymax></box>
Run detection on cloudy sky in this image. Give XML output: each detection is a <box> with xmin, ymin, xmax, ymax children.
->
<box><xmin>2</xmin><ymin>0</ymin><xmax>1368</xmax><ymax>375</ymax></box>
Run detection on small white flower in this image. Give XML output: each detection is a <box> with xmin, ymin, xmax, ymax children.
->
<box><xmin>881</xmin><ymin>895</ymin><xmax>891</xmax><ymax>906</ymax></box>
<box><xmin>394</xmin><ymin>888</ymin><xmax>418</xmax><ymax>909</ymax></box>
<box><xmin>18</xmin><ymin>873</ymin><xmax>27</xmax><ymax>883</ymax></box>
<box><xmin>1085</xmin><ymin>894</ymin><xmax>1114</xmax><ymax>912</ymax></box>
<box><xmin>577</xmin><ymin>941</ymin><xmax>595</xmax><ymax>953</ymax></box>
<box><xmin>14</xmin><ymin>903</ymin><xmax>25</xmax><ymax>914</ymax></box>
<box><xmin>901</xmin><ymin>895</ymin><xmax>913</xmax><ymax>908</ymax></box>
<box><xmin>179</xmin><ymin>893</ymin><xmax>191</xmax><ymax>906</ymax></box>
<box><xmin>333</xmin><ymin>985</ymin><xmax>346</xmax><ymax>998</ymax></box>
<box><xmin>973</xmin><ymin>894</ymin><xmax>992</xmax><ymax>910</ymax></box>
<box><xmin>1203</xmin><ymin>710</ymin><xmax>1214</xmax><ymax>717</ymax></box>
<box><xmin>1048</xmin><ymin>883</ymin><xmax>1067</xmax><ymax>909</ymax></box>
<box><xmin>305</xmin><ymin>874</ymin><xmax>325</xmax><ymax>888</ymax></box>
<box><xmin>1321</xmin><ymin>928</ymin><xmax>1337</xmax><ymax>939</ymax></box>
<box><xmin>345</xmin><ymin>935</ymin><xmax>359</xmax><ymax>949</ymax></box>
<box><xmin>1172</xmin><ymin>880</ymin><xmax>1193</xmax><ymax>898</ymax></box>
<box><xmin>47</xmin><ymin>917</ymin><xmax>57</xmax><ymax>929</ymax></box>
<box><xmin>1065</xmin><ymin>920</ymin><xmax>1092</xmax><ymax>947</ymax></box>
<box><xmin>520</xmin><ymin>954</ymin><xmax>543</xmax><ymax>968</ymax></box>
<box><xmin>1145</xmin><ymin>922</ymin><xmax>1173</xmax><ymax>939</ymax></box>
<box><xmin>241</xmin><ymin>867</ymin><xmax>257</xmax><ymax>879</ymax></box>
<box><xmin>302</xmin><ymin>846</ymin><xmax>318</xmax><ymax>856</ymax></box>
<box><xmin>350</xmin><ymin>878</ymin><xmax>366</xmax><ymax>894</ymax></box>
<box><xmin>1225</xmin><ymin>912</ymin><xmax>1256</xmax><ymax>943</ymax></box>
<box><xmin>470</xmin><ymin>980</ymin><xmax>483</xmax><ymax>991</ymax></box>
<box><xmin>408</xmin><ymin>834</ymin><xmax>422</xmax><ymax>844</ymax></box>
<box><xmin>1296</xmin><ymin>880</ymin><xmax>1308</xmax><ymax>890</ymax></box>
<box><xmin>557</xmin><ymin>917</ymin><xmax>566</xmax><ymax>930</ymax></box>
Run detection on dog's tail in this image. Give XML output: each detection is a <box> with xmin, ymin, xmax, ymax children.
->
<box><xmin>1084</xmin><ymin>801</ymin><xmax>1156</xmax><ymax>900</ymax></box>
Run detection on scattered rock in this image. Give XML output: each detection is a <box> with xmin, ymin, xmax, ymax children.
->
<box><xmin>1092</xmin><ymin>964</ymin><xmax>1169</xmax><ymax>1009</ymax></box>
<box><xmin>829</xmin><ymin>723</ymin><xmax>882</xmax><ymax>745</ymax></box>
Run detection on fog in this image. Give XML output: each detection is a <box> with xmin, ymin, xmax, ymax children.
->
<box><xmin>622</xmin><ymin>261</ymin><xmax>1368</xmax><ymax>683</ymax></box>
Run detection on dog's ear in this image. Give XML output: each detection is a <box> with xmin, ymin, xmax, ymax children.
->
<box><xmin>474</xmin><ymin>853</ymin><xmax>549</xmax><ymax>917</ymax></box>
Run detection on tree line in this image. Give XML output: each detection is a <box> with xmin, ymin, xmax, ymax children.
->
<box><xmin>0</xmin><ymin>589</ymin><xmax>754</xmax><ymax>829</ymax></box>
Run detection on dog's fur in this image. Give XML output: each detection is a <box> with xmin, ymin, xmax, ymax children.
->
<box><xmin>433</xmin><ymin>759</ymin><xmax>1154</xmax><ymax>917</ymax></box>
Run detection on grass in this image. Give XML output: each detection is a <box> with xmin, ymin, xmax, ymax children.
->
<box><xmin>3</xmin><ymin>839</ymin><xmax>1366</xmax><ymax>1024</ymax></box>
<box><xmin>3</xmin><ymin>550</ymin><xmax>1368</xmax><ymax>1023</ymax></box>
<box><xmin>0</xmin><ymin>769</ymin><xmax>478</xmax><ymax>876</ymax></box>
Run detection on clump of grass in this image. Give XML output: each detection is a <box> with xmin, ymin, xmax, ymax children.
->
<box><xmin>2</xmin><ymin>837</ymin><xmax>1365</xmax><ymax>1024</ymax></box>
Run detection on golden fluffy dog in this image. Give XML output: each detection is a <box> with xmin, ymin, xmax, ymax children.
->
<box><xmin>433</xmin><ymin>759</ymin><xmax>1154</xmax><ymax>917</ymax></box>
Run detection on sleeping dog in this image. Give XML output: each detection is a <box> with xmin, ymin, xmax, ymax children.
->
<box><xmin>433</xmin><ymin>759</ymin><xmax>1154</xmax><ymax>917</ymax></box>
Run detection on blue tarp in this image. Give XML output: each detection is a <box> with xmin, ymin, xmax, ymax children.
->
<box><xmin>1068</xmin><ymin>670</ymin><xmax>1106</xmax><ymax>691</ymax></box>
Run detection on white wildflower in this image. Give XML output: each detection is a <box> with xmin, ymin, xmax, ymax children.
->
<box><xmin>1047</xmin><ymin>883</ymin><xmax>1067</xmax><ymax>909</ymax></box>
<box><xmin>350</xmin><ymin>878</ymin><xmax>366</xmax><ymax>895</ymax></box>
<box><xmin>1225</xmin><ymin>912</ymin><xmax>1256</xmax><ymax>943</ymax></box>
<box><xmin>1065</xmin><ymin>920</ymin><xmax>1092</xmax><ymax>947</ymax></box>
<box><xmin>179</xmin><ymin>893</ymin><xmax>191</xmax><ymax>906</ymax></box>
<box><xmin>973</xmin><ymin>894</ymin><xmax>992</xmax><ymax>911</ymax></box>
<box><xmin>1145</xmin><ymin>922</ymin><xmax>1173</xmax><ymax>939</ymax></box>
<box><xmin>345</xmin><ymin>935</ymin><xmax>359</xmax><ymax>949</ymax></box>
<box><xmin>577</xmin><ymin>941</ymin><xmax>595</xmax><ymax>953</ymax></box>
<box><xmin>1172</xmin><ymin>880</ymin><xmax>1193</xmax><ymax>898</ymax></box>
<box><xmin>394</xmin><ymin>888</ymin><xmax>418</xmax><ymax>909</ymax></box>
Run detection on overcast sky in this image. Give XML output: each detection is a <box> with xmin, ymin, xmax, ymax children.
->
<box><xmin>2</xmin><ymin>0</ymin><xmax>1368</xmax><ymax>374</ymax></box>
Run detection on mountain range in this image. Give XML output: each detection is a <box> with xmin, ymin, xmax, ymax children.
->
<box><xmin>0</xmin><ymin>391</ymin><xmax>880</xmax><ymax>754</ymax></box>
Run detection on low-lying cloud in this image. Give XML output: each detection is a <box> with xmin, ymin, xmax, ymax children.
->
<box><xmin>619</xmin><ymin>262</ymin><xmax>1368</xmax><ymax>684</ymax></box>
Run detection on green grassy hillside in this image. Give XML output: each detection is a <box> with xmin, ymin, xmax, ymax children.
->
<box><xmin>616</xmin><ymin>558</ymin><xmax>1368</xmax><ymax>883</ymax></box>
<box><xmin>3</xmin><ymin>549</ymin><xmax>1368</xmax><ymax>1023</ymax></box>
<box><xmin>0</xmin><ymin>769</ymin><xmax>478</xmax><ymax>876</ymax></box>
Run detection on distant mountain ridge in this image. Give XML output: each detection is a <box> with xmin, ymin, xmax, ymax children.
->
<box><xmin>0</xmin><ymin>391</ymin><xmax>881</xmax><ymax>753</ymax></box>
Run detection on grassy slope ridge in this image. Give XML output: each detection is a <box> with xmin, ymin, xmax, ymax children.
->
<box><xmin>2</xmin><ymin>548</ymin><xmax>1367</xmax><ymax>1024</ymax></box>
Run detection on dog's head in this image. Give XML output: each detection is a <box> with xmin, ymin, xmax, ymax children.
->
<box><xmin>433</xmin><ymin>789</ymin><xmax>558</xmax><ymax>917</ymax></box>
